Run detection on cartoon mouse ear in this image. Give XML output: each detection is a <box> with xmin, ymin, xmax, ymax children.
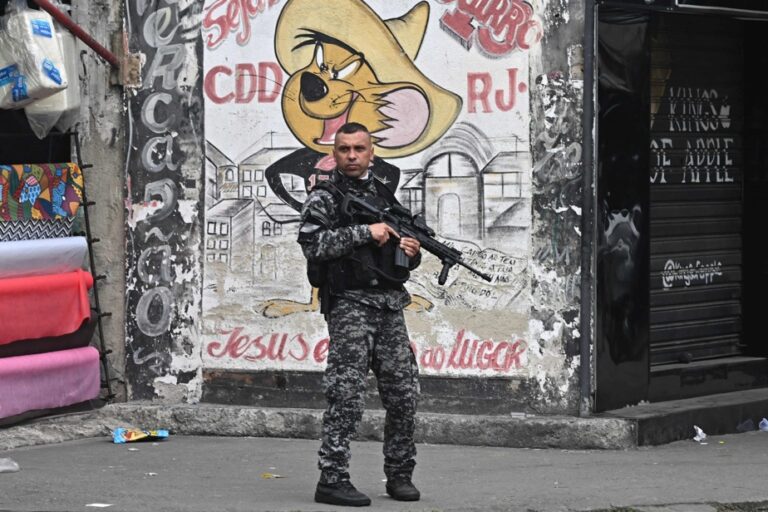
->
<box><xmin>373</xmin><ymin>87</ymin><xmax>429</xmax><ymax>149</ymax></box>
<box><xmin>384</xmin><ymin>1</ymin><xmax>430</xmax><ymax>60</ymax></box>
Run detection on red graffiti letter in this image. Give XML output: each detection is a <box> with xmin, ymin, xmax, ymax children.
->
<box><xmin>207</xmin><ymin>327</ymin><xmax>242</xmax><ymax>357</ymax></box>
<box><xmin>440</xmin><ymin>8</ymin><xmax>475</xmax><ymax>49</ymax></box>
<box><xmin>205</xmin><ymin>65</ymin><xmax>234</xmax><ymax>104</ymax></box>
<box><xmin>235</xmin><ymin>63</ymin><xmax>257</xmax><ymax>104</ymax></box>
<box><xmin>313</xmin><ymin>337</ymin><xmax>329</xmax><ymax>363</ymax></box>
<box><xmin>258</xmin><ymin>62</ymin><xmax>283</xmax><ymax>103</ymax></box>
<box><xmin>495</xmin><ymin>68</ymin><xmax>519</xmax><ymax>112</ymax></box>
<box><xmin>468</xmin><ymin>73</ymin><xmax>492</xmax><ymax>113</ymax></box>
<box><xmin>289</xmin><ymin>334</ymin><xmax>309</xmax><ymax>361</ymax></box>
<box><xmin>476</xmin><ymin>340</ymin><xmax>494</xmax><ymax>370</ymax></box>
<box><xmin>244</xmin><ymin>335</ymin><xmax>267</xmax><ymax>361</ymax></box>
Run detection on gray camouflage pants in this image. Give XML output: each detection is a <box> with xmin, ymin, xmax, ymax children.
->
<box><xmin>318</xmin><ymin>297</ymin><xmax>419</xmax><ymax>484</ymax></box>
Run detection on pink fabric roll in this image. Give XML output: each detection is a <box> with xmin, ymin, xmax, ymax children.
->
<box><xmin>0</xmin><ymin>268</ymin><xmax>93</xmax><ymax>345</ymax></box>
<box><xmin>0</xmin><ymin>346</ymin><xmax>100</xmax><ymax>419</ymax></box>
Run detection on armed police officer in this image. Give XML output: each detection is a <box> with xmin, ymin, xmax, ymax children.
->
<box><xmin>298</xmin><ymin>122</ymin><xmax>422</xmax><ymax>507</ymax></box>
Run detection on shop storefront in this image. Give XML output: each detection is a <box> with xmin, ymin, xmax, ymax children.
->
<box><xmin>596</xmin><ymin>0</ymin><xmax>768</xmax><ymax>410</ymax></box>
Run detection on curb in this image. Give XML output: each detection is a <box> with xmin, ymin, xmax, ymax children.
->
<box><xmin>0</xmin><ymin>403</ymin><xmax>636</xmax><ymax>451</ymax></box>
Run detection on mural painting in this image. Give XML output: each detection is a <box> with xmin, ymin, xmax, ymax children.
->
<box><xmin>201</xmin><ymin>0</ymin><xmax>543</xmax><ymax>376</ymax></box>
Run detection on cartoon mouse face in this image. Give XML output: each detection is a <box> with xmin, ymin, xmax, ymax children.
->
<box><xmin>282</xmin><ymin>38</ymin><xmax>419</xmax><ymax>153</ymax></box>
<box><xmin>274</xmin><ymin>0</ymin><xmax>462</xmax><ymax>158</ymax></box>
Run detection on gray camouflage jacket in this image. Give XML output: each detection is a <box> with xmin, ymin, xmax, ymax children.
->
<box><xmin>297</xmin><ymin>169</ymin><xmax>420</xmax><ymax>311</ymax></box>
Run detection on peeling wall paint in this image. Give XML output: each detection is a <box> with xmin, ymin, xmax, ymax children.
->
<box><xmin>116</xmin><ymin>0</ymin><xmax>589</xmax><ymax>414</ymax></box>
<box><xmin>124</xmin><ymin>0</ymin><xmax>205</xmax><ymax>402</ymax></box>
<box><xmin>527</xmin><ymin>0</ymin><xmax>585</xmax><ymax>414</ymax></box>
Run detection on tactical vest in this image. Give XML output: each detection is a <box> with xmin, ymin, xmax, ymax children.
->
<box><xmin>311</xmin><ymin>175</ymin><xmax>410</xmax><ymax>293</ymax></box>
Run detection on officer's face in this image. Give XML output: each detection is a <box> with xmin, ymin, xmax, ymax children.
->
<box><xmin>333</xmin><ymin>131</ymin><xmax>374</xmax><ymax>179</ymax></box>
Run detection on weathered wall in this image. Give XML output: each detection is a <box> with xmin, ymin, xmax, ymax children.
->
<box><xmin>528</xmin><ymin>0</ymin><xmax>586</xmax><ymax>413</ymax></box>
<box><xmin>197</xmin><ymin>0</ymin><xmax>587</xmax><ymax>414</ymax></box>
<box><xmin>123</xmin><ymin>0</ymin><xmax>205</xmax><ymax>401</ymax></box>
<box><xmin>119</xmin><ymin>0</ymin><xmax>588</xmax><ymax>414</ymax></box>
<box><xmin>73</xmin><ymin>0</ymin><xmax>127</xmax><ymax>400</ymax></box>
<box><xmin>201</xmin><ymin>0</ymin><xmax>537</xmax><ymax>384</ymax></box>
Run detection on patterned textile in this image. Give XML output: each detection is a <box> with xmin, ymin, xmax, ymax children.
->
<box><xmin>0</xmin><ymin>163</ymin><xmax>84</xmax><ymax>221</ymax></box>
<box><xmin>0</xmin><ymin>218</ymin><xmax>74</xmax><ymax>242</ymax></box>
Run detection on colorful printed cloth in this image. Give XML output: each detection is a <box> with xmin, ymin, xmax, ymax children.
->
<box><xmin>0</xmin><ymin>163</ymin><xmax>84</xmax><ymax>221</ymax></box>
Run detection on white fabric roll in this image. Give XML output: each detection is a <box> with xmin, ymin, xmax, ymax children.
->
<box><xmin>0</xmin><ymin>237</ymin><xmax>87</xmax><ymax>279</ymax></box>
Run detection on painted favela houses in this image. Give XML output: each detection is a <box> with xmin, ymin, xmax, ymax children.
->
<box><xmin>197</xmin><ymin>0</ymin><xmax>578</xmax><ymax>412</ymax></box>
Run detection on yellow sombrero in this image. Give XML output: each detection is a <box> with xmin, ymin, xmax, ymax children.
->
<box><xmin>274</xmin><ymin>0</ymin><xmax>462</xmax><ymax>156</ymax></box>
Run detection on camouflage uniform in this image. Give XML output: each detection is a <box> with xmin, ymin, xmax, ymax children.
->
<box><xmin>298</xmin><ymin>169</ymin><xmax>420</xmax><ymax>485</ymax></box>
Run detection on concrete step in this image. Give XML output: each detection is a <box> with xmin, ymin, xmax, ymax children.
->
<box><xmin>600</xmin><ymin>386</ymin><xmax>768</xmax><ymax>445</ymax></box>
<box><xmin>0</xmin><ymin>402</ymin><xmax>635</xmax><ymax>450</ymax></box>
<box><xmin>3</xmin><ymin>389</ymin><xmax>768</xmax><ymax>451</ymax></box>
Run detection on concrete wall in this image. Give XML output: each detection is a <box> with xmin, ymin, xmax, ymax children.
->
<box><xmin>73</xmin><ymin>0</ymin><xmax>127</xmax><ymax>401</ymax></box>
<box><xmin>119</xmin><ymin>0</ymin><xmax>588</xmax><ymax>415</ymax></box>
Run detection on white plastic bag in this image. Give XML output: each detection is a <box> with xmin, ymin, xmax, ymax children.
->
<box><xmin>53</xmin><ymin>26</ymin><xmax>81</xmax><ymax>132</ymax></box>
<box><xmin>0</xmin><ymin>0</ymin><xmax>68</xmax><ymax>110</ymax></box>
<box><xmin>24</xmin><ymin>2</ymin><xmax>81</xmax><ymax>138</ymax></box>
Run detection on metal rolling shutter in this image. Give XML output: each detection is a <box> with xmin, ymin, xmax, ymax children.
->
<box><xmin>649</xmin><ymin>14</ymin><xmax>743</xmax><ymax>364</ymax></box>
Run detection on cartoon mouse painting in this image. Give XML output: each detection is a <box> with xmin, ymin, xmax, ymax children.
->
<box><xmin>261</xmin><ymin>0</ymin><xmax>462</xmax><ymax>317</ymax></box>
<box><xmin>265</xmin><ymin>0</ymin><xmax>461</xmax><ymax>211</ymax></box>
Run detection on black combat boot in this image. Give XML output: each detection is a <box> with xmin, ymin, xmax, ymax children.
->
<box><xmin>385</xmin><ymin>475</ymin><xmax>421</xmax><ymax>501</ymax></box>
<box><xmin>315</xmin><ymin>480</ymin><xmax>371</xmax><ymax>507</ymax></box>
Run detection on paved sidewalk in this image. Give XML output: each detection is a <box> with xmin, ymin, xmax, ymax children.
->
<box><xmin>2</xmin><ymin>430</ymin><xmax>768</xmax><ymax>511</ymax></box>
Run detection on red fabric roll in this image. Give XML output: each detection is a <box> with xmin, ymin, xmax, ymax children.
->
<box><xmin>0</xmin><ymin>269</ymin><xmax>93</xmax><ymax>346</ymax></box>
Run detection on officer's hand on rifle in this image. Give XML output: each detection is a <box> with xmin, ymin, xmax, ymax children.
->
<box><xmin>369</xmin><ymin>223</ymin><xmax>399</xmax><ymax>247</ymax></box>
<box><xmin>399</xmin><ymin>237</ymin><xmax>421</xmax><ymax>258</ymax></box>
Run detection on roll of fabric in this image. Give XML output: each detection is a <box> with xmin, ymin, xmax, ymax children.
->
<box><xmin>0</xmin><ymin>318</ymin><xmax>96</xmax><ymax>359</ymax></box>
<box><xmin>0</xmin><ymin>236</ymin><xmax>87</xmax><ymax>279</ymax></box>
<box><xmin>0</xmin><ymin>346</ymin><xmax>100</xmax><ymax>420</ymax></box>
<box><xmin>0</xmin><ymin>269</ymin><xmax>93</xmax><ymax>345</ymax></box>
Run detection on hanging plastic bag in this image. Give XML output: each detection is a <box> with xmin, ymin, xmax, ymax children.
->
<box><xmin>23</xmin><ymin>1</ymin><xmax>81</xmax><ymax>138</ymax></box>
<box><xmin>53</xmin><ymin>25</ymin><xmax>81</xmax><ymax>132</ymax></box>
<box><xmin>0</xmin><ymin>0</ymin><xmax>68</xmax><ymax>110</ymax></box>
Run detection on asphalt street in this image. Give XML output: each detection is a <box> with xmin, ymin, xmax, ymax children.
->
<box><xmin>1</xmin><ymin>430</ymin><xmax>768</xmax><ymax>511</ymax></box>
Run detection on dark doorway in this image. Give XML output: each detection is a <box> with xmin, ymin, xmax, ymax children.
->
<box><xmin>596</xmin><ymin>3</ymin><xmax>768</xmax><ymax>411</ymax></box>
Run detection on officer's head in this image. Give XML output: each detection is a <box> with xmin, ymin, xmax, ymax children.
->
<box><xmin>333</xmin><ymin>122</ymin><xmax>374</xmax><ymax>179</ymax></box>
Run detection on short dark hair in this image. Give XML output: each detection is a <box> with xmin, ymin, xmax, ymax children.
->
<box><xmin>336</xmin><ymin>122</ymin><xmax>370</xmax><ymax>136</ymax></box>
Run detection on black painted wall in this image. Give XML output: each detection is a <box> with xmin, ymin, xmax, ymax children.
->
<box><xmin>595</xmin><ymin>7</ymin><xmax>651</xmax><ymax>411</ymax></box>
<box><xmin>742</xmin><ymin>22</ymin><xmax>768</xmax><ymax>358</ymax></box>
<box><xmin>124</xmin><ymin>1</ymin><xmax>204</xmax><ymax>399</ymax></box>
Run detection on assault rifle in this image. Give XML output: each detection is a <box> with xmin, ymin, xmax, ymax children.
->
<box><xmin>341</xmin><ymin>194</ymin><xmax>493</xmax><ymax>285</ymax></box>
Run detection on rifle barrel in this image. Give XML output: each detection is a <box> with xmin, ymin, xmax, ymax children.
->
<box><xmin>456</xmin><ymin>258</ymin><xmax>493</xmax><ymax>282</ymax></box>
